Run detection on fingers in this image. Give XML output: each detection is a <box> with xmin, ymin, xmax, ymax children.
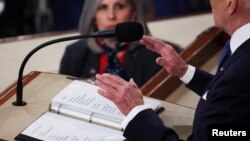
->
<box><xmin>95</xmin><ymin>74</ymin><xmax>119</xmax><ymax>99</ymax></box>
<box><xmin>128</xmin><ymin>78</ymin><xmax>143</xmax><ymax>100</ymax></box>
<box><xmin>156</xmin><ymin>57</ymin><xmax>169</xmax><ymax>67</ymax></box>
<box><xmin>140</xmin><ymin>35</ymin><xmax>160</xmax><ymax>45</ymax></box>
<box><xmin>95</xmin><ymin>74</ymin><xmax>139</xmax><ymax>98</ymax></box>
<box><xmin>129</xmin><ymin>78</ymin><xmax>138</xmax><ymax>89</ymax></box>
<box><xmin>102</xmin><ymin>73</ymin><xmax>127</xmax><ymax>86</ymax></box>
<box><xmin>95</xmin><ymin>74</ymin><xmax>144</xmax><ymax>115</ymax></box>
<box><xmin>97</xmin><ymin>89</ymin><xmax>115</xmax><ymax>101</ymax></box>
<box><xmin>141</xmin><ymin>36</ymin><xmax>188</xmax><ymax>77</ymax></box>
<box><xmin>140</xmin><ymin>36</ymin><xmax>160</xmax><ymax>53</ymax></box>
<box><xmin>95</xmin><ymin>74</ymin><xmax>128</xmax><ymax>99</ymax></box>
<box><xmin>140</xmin><ymin>35</ymin><xmax>167</xmax><ymax>54</ymax></box>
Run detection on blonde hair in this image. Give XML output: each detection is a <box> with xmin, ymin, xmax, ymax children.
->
<box><xmin>78</xmin><ymin>0</ymin><xmax>150</xmax><ymax>53</ymax></box>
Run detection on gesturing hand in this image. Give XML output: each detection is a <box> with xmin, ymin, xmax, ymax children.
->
<box><xmin>95</xmin><ymin>73</ymin><xmax>144</xmax><ymax>115</ymax></box>
<box><xmin>140</xmin><ymin>35</ymin><xmax>188</xmax><ymax>77</ymax></box>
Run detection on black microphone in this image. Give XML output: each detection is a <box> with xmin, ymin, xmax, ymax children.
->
<box><xmin>90</xmin><ymin>21</ymin><xmax>144</xmax><ymax>42</ymax></box>
<box><xmin>13</xmin><ymin>22</ymin><xmax>144</xmax><ymax>106</ymax></box>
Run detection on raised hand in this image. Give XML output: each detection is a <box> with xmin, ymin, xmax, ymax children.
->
<box><xmin>140</xmin><ymin>35</ymin><xmax>188</xmax><ymax>77</ymax></box>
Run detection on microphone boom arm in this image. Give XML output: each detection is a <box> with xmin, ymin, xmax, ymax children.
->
<box><xmin>12</xmin><ymin>21</ymin><xmax>143</xmax><ymax>106</ymax></box>
<box><xmin>13</xmin><ymin>34</ymin><xmax>91</xmax><ymax>106</ymax></box>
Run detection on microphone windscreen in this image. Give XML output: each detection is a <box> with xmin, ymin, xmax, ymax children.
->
<box><xmin>115</xmin><ymin>22</ymin><xmax>144</xmax><ymax>42</ymax></box>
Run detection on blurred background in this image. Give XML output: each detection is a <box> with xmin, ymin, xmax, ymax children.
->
<box><xmin>0</xmin><ymin>0</ymin><xmax>216</xmax><ymax>111</ymax></box>
<box><xmin>0</xmin><ymin>0</ymin><xmax>210</xmax><ymax>38</ymax></box>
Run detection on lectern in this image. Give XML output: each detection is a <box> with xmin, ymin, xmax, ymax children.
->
<box><xmin>0</xmin><ymin>71</ymin><xmax>195</xmax><ymax>140</ymax></box>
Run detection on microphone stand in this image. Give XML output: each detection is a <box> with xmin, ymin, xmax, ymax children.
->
<box><xmin>12</xmin><ymin>22</ymin><xmax>142</xmax><ymax>106</ymax></box>
<box><xmin>13</xmin><ymin>34</ymin><xmax>92</xmax><ymax>106</ymax></box>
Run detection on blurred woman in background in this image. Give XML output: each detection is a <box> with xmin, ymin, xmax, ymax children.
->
<box><xmin>59</xmin><ymin>0</ymin><xmax>179</xmax><ymax>87</ymax></box>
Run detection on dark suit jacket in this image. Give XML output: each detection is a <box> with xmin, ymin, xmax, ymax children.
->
<box><xmin>123</xmin><ymin>39</ymin><xmax>250</xmax><ymax>141</ymax></box>
<box><xmin>59</xmin><ymin>40</ymin><xmax>162</xmax><ymax>87</ymax></box>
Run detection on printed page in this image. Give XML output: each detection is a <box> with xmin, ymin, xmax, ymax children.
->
<box><xmin>51</xmin><ymin>81</ymin><xmax>125</xmax><ymax>123</ymax></box>
<box><xmin>19</xmin><ymin>112</ymin><xmax>125</xmax><ymax>141</ymax></box>
<box><xmin>51</xmin><ymin>80</ymin><xmax>162</xmax><ymax>128</ymax></box>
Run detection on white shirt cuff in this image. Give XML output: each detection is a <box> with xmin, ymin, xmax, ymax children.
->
<box><xmin>121</xmin><ymin>105</ymin><xmax>151</xmax><ymax>130</ymax></box>
<box><xmin>180</xmin><ymin>65</ymin><xmax>195</xmax><ymax>84</ymax></box>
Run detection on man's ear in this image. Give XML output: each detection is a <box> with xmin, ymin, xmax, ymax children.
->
<box><xmin>227</xmin><ymin>0</ymin><xmax>238</xmax><ymax>15</ymax></box>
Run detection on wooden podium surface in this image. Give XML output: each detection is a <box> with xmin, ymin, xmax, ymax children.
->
<box><xmin>0</xmin><ymin>72</ymin><xmax>195</xmax><ymax>140</ymax></box>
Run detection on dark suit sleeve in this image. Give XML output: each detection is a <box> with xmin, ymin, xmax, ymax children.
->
<box><xmin>123</xmin><ymin>109</ymin><xmax>185</xmax><ymax>141</ymax></box>
<box><xmin>186</xmin><ymin>68</ymin><xmax>214</xmax><ymax>96</ymax></box>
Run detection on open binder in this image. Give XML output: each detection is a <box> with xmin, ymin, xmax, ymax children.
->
<box><xmin>15</xmin><ymin>80</ymin><xmax>163</xmax><ymax>141</ymax></box>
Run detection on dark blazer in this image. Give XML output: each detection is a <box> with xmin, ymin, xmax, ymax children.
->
<box><xmin>59</xmin><ymin>40</ymin><xmax>162</xmax><ymax>87</ymax></box>
<box><xmin>123</xmin><ymin>39</ymin><xmax>250</xmax><ymax>141</ymax></box>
